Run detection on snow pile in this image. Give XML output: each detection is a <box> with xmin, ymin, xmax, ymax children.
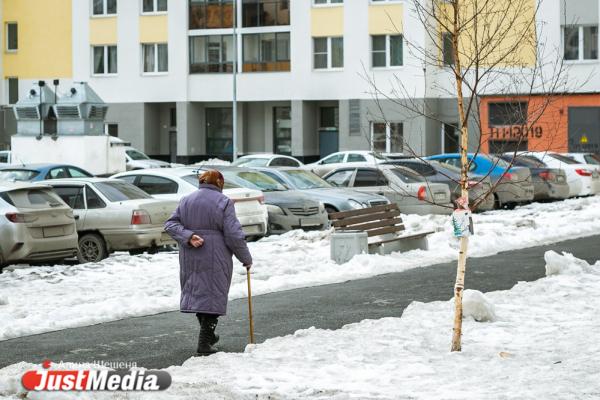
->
<box><xmin>193</xmin><ymin>158</ymin><xmax>231</xmax><ymax>166</ymax></box>
<box><xmin>1</xmin><ymin>196</ymin><xmax>600</xmax><ymax>340</ymax></box>
<box><xmin>544</xmin><ymin>250</ymin><xmax>600</xmax><ymax>276</ymax></box>
<box><xmin>461</xmin><ymin>289</ymin><xmax>496</xmax><ymax>322</ymax></box>
<box><xmin>1</xmin><ymin>251</ymin><xmax>599</xmax><ymax>399</ymax></box>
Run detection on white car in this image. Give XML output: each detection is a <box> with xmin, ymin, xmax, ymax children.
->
<box><xmin>232</xmin><ymin>154</ymin><xmax>304</xmax><ymax>168</ymax></box>
<box><xmin>111</xmin><ymin>168</ymin><xmax>268</xmax><ymax>238</ymax></box>
<box><xmin>42</xmin><ymin>178</ymin><xmax>178</xmax><ymax>263</ymax></box>
<box><xmin>564</xmin><ymin>153</ymin><xmax>600</xmax><ymax>169</ymax></box>
<box><xmin>306</xmin><ymin>151</ymin><xmax>388</xmax><ymax>177</ymax></box>
<box><xmin>523</xmin><ymin>152</ymin><xmax>600</xmax><ymax>196</ymax></box>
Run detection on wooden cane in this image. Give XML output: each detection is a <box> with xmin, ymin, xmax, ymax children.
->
<box><xmin>246</xmin><ymin>268</ymin><xmax>255</xmax><ymax>344</ymax></box>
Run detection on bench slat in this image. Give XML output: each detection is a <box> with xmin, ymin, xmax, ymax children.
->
<box><xmin>368</xmin><ymin>231</ymin><xmax>434</xmax><ymax>247</ymax></box>
<box><xmin>337</xmin><ymin>217</ymin><xmax>405</xmax><ymax>232</ymax></box>
<box><xmin>329</xmin><ymin>203</ymin><xmax>398</xmax><ymax>220</ymax></box>
<box><xmin>331</xmin><ymin>210</ymin><xmax>401</xmax><ymax>228</ymax></box>
<box><xmin>365</xmin><ymin>225</ymin><xmax>405</xmax><ymax>237</ymax></box>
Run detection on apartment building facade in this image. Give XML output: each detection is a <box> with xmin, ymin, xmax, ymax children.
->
<box><xmin>1</xmin><ymin>0</ymin><xmax>598</xmax><ymax>162</ymax></box>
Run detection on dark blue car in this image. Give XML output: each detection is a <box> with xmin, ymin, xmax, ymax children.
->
<box><xmin>0</xmin><ymin>164</ymin><xmax>93</xmax><ymax>182</ymax></box>
<box><xmin>425</xmin><ymin>153</ymin><xmax>534</xmax><ymax>207</ymax></box>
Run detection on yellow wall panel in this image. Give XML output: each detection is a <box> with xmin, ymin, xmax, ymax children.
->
<box><xmin>311</xmin><ymin>7</ymin><xmax>344</xmax><ymax>37</ymax></box>
<box><xmin>139</xmin><ymin>15</ymin><xmax>169</xmax><ymax>43</ymax></box>
<box><xmin>369</xmin><ymin>4</ymin><xmax>403</xmax><ymax>35</ymax></box>
<box><xmin>89</xmin><ymin>17</ymin><xmax>118</xmax><ymax>45</ymax></box>
<box><xmin>3</xmin><ymin>0</ymin><xmax>72</xmax><ymax>78</ymax></box>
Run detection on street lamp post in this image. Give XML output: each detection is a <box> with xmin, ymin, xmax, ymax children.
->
<box><xmin>232</xmin><ymin>0</ymin><xmax>238</xmax><ymax>161</ymax></box>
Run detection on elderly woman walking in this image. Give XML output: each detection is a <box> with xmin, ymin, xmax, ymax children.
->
<box><xmin>165</xmin><ymin>170</ymin><xmax>252</xmax><ymax>356</ymax></box>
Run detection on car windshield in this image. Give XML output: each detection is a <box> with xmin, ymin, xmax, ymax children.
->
<box><xmin>499</xmin><ymin>154</ymin><xmax>545</xmax><ymax>168</ymax></box>
<box><xmin>522</xmin><ymin>155</ymin><xmax>547</xmax><ymax>166</ymax></box>
<box><xmin>231</xmin><ymin>157</ymin><xmax>269</xmax><ymax>167</ymax></box>
<box><xmin>584</xmin><ymin>154</ymin><xmax>600</xmax><ymax>165</ymax></box>
<box><xmin>481</xmin><ymin>154</ymin><xmax>511</xmax><ymax>168</ymax></box>
<box><xmin>94</xmin><ymin>181</ymin><xmax>152</xmax><ymax>201</ymax></box>
<box><xmin>222</xmin><ymin>170</ymin><xmax>287</xmax><ymax>192</ymax></box>
<box><xmin>549</xmin><ymin>153</ymin><xmax>579</xmax><ymax>165</ymax></box>
<box><xmin>0</xmin><ymin>169</ymin><xmax>40</xmax><ymax>181</ymax></box>
<box><xmin>391</xmin><ymin>168</ymin><xmax>425</xmax><ymax>183</ymax></box>
<box><xmin>182</xmin><ymin>174</ymin><xmax>240</xmax><ymax>190</ymax></box>
<box><xmin>126</xmin><ymin>149</ymin><xmax>150</xmax><ymax>161</ymax></box>
<box><xmin>281</xmin><ymin>170</ymin><xmax>332</xmax><ymax>189</ymax></box>
<box><xmin>0</xmin><ymin>188</ymin><xmax>64</xmax><ymax>209</ymax></box>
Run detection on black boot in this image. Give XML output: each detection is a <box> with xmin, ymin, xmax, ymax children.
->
<box><xmin>195</xmin><ymin>314</ymin><xmax>219</xmax><ymax>356</ymax></box>
<box><xmin>196</xmin><ymin>314</ymin><xmax>219</xmax><ymax>345</ymax></box>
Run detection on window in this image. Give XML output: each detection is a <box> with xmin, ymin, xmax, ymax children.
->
<box><xmin>206</xmin><ymin>108</ymin><xmax>233</xmax><ymax>156</ymax></box>
<box><xmin>243</xmin><ymin>0</ymin><xmax>290</xmax><ymax>27</ymax></box>
<box><xmin>68</xmin><ymin>167</ymin><xmax>93</xmax><ymax>178</ymax></box>
<box><xmin>243</xmin><ymin>32</ymin><xmax>290</xmax><ymax>72</ymax></box>
<box><xmin>93</xmin><ymin>45</ymin><xmax>118</xmax><ymax>75</ymax></box>
<box><xmin>106</xmin><ymin>123</ymin><xmax>119</xmax><ymax>137</ymax></box>
<box><xmin>117</xmin><ymin>175</ymin><xmax>138</xmax><ymax>184</ymax></box>
<box><xmin>371</xmin><ymin>122</ymin><xmax>403</xmax><ymax>153</ymax></box>
<box><xmin>354</xmin><ymin>169</ymin><xmax>387</xmax><ymax>187</ymax></box>
<box><xmin>442</xmin><ymin>32</ymin><xmax>454</xmax><ymax>66</ymax></box>
<box><xmin>137</xmin><ymin>175</ymin><xmax>179</xmax><ymax>195</ymax></box>
<box><xmin>313</xmin><ymin>0</ymin><xmax>343</xmax><ymax>5</ymax></box>
<box><xmin>443</xmin><ymin>123</ymin><xmax>459</xmax><ymax>153</ymax></box>
<box><xmin>6</xmin><ymin>23</ymin><xmax>17</xmax><ymax>51</ymax></box>
<box><xmin>274</xmin><ymin>107</ymin><xmax>292</xmax><ymax>155</ymax></box>
<box><xmin>7</xmin><ymin>78</ymin><xmax>18</xmax><ymax>104</ymax></box>
<box><xmin>93</xmin><ymin>181</ymin><xmax>151</xmax><ymax>202</ymax></box>
<box><xmin>347</xmin><ymin>154</ymin><xmax>367</xmax><ymax>162</ymax></box>
<box><xmin>93</xmin><ymin>0</ymin><xmax>117</xmax><ymax>16</ymax></box>
<box><xmin>270</xmin><ymin>157</ymin><xmax>299</xmax><ymax>167</ymax></box>
<box><xmin>320</xmin><ymin>153</ymin><xmax>344</xmax><ymax>164</ymax></box>
<box><xmin>371</xmin><ymin>35</ymin><xmax>403</xmax><ymax>67</ymax></box>
<box><xmin>190</xmin><ymin>35</ymin><xmax>234</xmax><ymax>73</ymax></box>
<box><xmin>488</xmin><ymin>102</ymin><xmax>528</xmax><ymax>126</ymax></box>
<box><xmin>189</xmin><ymin>0</ymin><xmax>233</xmax><ymax>29</ymax></box>
<box><xmin>53</xmin><ymin>186</ymin><xmax>85</xmax><ymax>209</ymax></box>
<box><xmin>142</xmin><ymin>0</ymin><xmax>167</xmax><ymax>13</ymax></box>
<box><xmin>313</xmin><ymin>37</ymin><xmax>343</xmax><ymax>69</ymax></box>
<box><xmin>325</xmin><ymin>169</ymin><xmax>353</xmax><ymax>187</ymax></box>
<box><xmin>143</xmin><ymin>43</ymin><xmax>168</xmax><ymax>73</ymax></box>
<box><xmin>563</xmin><ymin>25</ymin><xmax>598</xmax><ymax>61</ymax></box>
<box><xmin>320</xmin><ymin>107</ymin><xmax>339</xmax><ymax>129</ymax></box>
<box><xmin>85</xmin><ymin>187</ymin><xmax>107</xmax><ymax>209</ymax></box>
<box><xmin>48</xmin><ymin>168</ymin><xmax>69</xmax><ymax>179</ymax></box>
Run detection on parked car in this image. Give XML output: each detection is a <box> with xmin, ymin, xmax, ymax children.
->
<box><xmin>251</xmin><ymin>167</ymin><xmax>390</xmax><ymax>213</ymax></box>
<box><xmin>426</xmin><ymin>153</ymin><xmax>534</xmax><ymax>208</ymax></box>
<box><xmin>111</xmin><ymin>168</ymin><xmax>268</xmax><ymax>239</ymax></box>
<box><xmin>323</xmin><ymin>165</ymin><xmax>453</xmax><ymax>215</ymax></box>
<box><xmin>109</xmin><ymin>137</ymin><xmax>176</xmax><ymax>170</ymax></box>
<box><xmin>207</xmin><ymin>166</ymin><xmax>329</xmax><ymax>235</ymax></box>
<box><xmin>0</xmin><ymin>182</ymin><xmax>78</xmax><ymax>269</ymax></box>
<box><xmin>0</xmin><ymin>164</ymin><xmax>94</xmax><ymax>182</ymax></box>
<box><xmin>42</xmin><ymin>178</ymin><xmax>178</xmax><ymax>263</ymax></box>
<box><xmin>306</xmin><ymin>151</ymin><xmax>388</xmax><ymax>177</ymax></box>
<box><xmin>232</xmin><ymin>154</ymin><xmax>304</xmax><ymax>168</ymax></box>
<box><xmin>383</xmin><ymin>158</ymin><xmax>495</xmax><ymax>211</ymax></box>
<box><xmin>496</xmin><ymin>154</ymin><xmax>569</xmax><ymax>201</ymax></box>
<box><xmin>564</xmin><ymin>152</ymin><xmax>600</xmax><ymax>168</ymax></box>
<box><xmin>522</xmin><ymin>152</ymin><xmax>600</xmax><ymax>197</ymax></box>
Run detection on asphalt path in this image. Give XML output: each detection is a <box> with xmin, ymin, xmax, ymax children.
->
<box><xmin>1</xmin><ymin>235</ymin><xmax>599</xmax><ymax>370</ymax></box>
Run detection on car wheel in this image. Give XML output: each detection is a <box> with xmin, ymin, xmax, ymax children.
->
<box><xmin>325</xmin><ymin>206</ymin><xmax>338</xmax><ymax>214</ymax></box>
<box><xmin>77</xmin><ymin>233</ymin><xmax>108</xmax><ymax>264</ymax></box>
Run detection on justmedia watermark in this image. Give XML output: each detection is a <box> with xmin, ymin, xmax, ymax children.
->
<box><xmin>21</xmin><ymin>360</ymin><xmax>171</xmax><ymax>392</ymax></box>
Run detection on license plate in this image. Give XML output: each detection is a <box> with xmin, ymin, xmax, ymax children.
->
<box><xmin>43</xmin><ymin>226</ymin><xmax>65</xmax><ymax>238</ymax></box>
<box><xmin>243</xmin><ymin>225</ymin><xmax>262</xmax><ymax>235</ymax></box>
<box><xmin>434</xmin><ymin>193</ymin><xmax>446</xmax><ymax>201</ymax></box>
<box><xmin>300</xmin><ymin>218</ymin><xmax>321</xmax><ymax>227</ymax></box>
<box><xmin>557</xmin><ymin>176</ymin><xmax>566</xmax><ymax>183</ymax></box>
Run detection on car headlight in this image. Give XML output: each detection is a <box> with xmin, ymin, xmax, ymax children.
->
<box><xmin>266</xmin><ymin>204</ymin><xmax>286</xmax><ymax>215</ymax></box>
<box><xmin>348</xmin><ymin>199</ymin><xmax>364</xmax><ymax>209</ymax></box>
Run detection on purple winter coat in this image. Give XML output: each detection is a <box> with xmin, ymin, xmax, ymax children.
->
<box><xmin>164</xmin><ymin>184</ymin><xmax>252</xmax><ymax>315</ymax></box>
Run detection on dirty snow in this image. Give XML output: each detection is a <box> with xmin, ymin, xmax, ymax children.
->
<box><xmin>0</xmin><ymin>196</ymin><xmax>600</xmax><ymax>340</ymax></box>
<box><xmin>0</xmin><ymin>251</ymin><xmax>598</xmax><ymax>399</ymax></box>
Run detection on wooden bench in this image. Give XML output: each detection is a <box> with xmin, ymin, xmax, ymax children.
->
<box><xmin>329</xmin><ymin>204</ymin><xmax>434</xmax><ymax>255</ymax></box>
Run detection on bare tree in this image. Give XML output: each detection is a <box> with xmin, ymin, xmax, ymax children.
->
<box><xmin>359</xmin><ymin>0</ymin><xmax>578</xmax><ymax>351</ymax></box>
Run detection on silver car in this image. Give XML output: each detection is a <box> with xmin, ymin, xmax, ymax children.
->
<box><xmin>253</xmin><ymin>167</ymin><xmax>391</xmax><ymax>213</ymax></box>
<box><xmin>0</xmin><ymin>182</ymin><xmax>78</xmax><ymax>268</ymax></box>
<box><xmin>208</xmin><ymin>166</ymin><xmax>330</xmax><ymax>235</ymax></box>
<box><xmin>323</xmin><ymin>165</ymin><xmax>454</xmax><ymax>215</ymax></box>
<box><xmin>42</xmin><ymin>178</ymin><xmax>177</xmax><ymax>263</ymax></box>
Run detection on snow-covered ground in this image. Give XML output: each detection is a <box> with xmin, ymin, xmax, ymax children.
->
<box><xmin>1</xmin><ymin>196</ymin><xmax>600</xmax><ymax>341</ymax></box>
<box><xmin>1</xmin><ymin>251</ymin><xmax>598</xmax><ymax>399</ymax></box>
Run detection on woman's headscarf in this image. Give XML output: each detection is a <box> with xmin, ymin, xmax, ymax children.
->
<box><xmin>199</xmin><ymin>170</ymin><xmax>225</xmax><ymax>190</ymax></box>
